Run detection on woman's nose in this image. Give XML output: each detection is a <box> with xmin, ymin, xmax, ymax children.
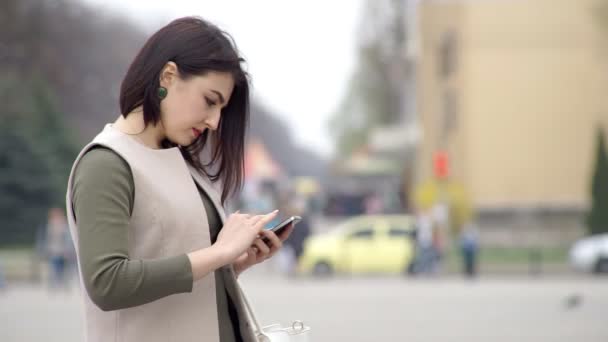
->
<box><xmin>205</xmin><ymin>110</ymin><xmax>221</xmax><ymax>131</ymax></box>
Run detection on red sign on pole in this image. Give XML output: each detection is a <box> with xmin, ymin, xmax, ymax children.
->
<box><xmin>433</xmin><ymin>150</ymin><xmax>449</xmax><ymax>179</ymax></box>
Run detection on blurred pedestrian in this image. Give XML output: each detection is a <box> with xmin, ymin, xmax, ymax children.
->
<box><xmin>254</xmin><ymin>183</ymin><xmax>281</xmax><ymax>229</ymax></box>
<box><xmin>364</xmin><ymin>192</ymin><xmax>383</xmax><ymax>215</ymax></box>
<box><xmin>0</xmin><ymin>262</ymin><xmax>5</xmax><ymax>289</ymax></box>
<box><xmin>412</xmin><ymin>209</ymin><xmax>436</xmax><ymax>275</ymax></box>
<box><xmin>459</xmin><ymin>223</ymin><xmax>479</xmax><ymax>278</ymax></box>
<box><xmin>278</xmin><ymin>197</ymin><xmax>312</xmax><ymax>276</ymax></box>
<box><xmin>45</xmin><ymin>207</ymin><xmax>72</xmax><ymax>290</ymax></box>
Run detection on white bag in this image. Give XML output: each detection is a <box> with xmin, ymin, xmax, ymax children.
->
<box><xmin>238</xmin><ymin>283</ymin><xmax>311</xmax><ymax>342</ymax></box>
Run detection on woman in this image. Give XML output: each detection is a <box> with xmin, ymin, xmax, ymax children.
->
<box><xmin>66</xmin><ymin>17</ymin><xmax>293</xmax><ymax>342</ymax></box>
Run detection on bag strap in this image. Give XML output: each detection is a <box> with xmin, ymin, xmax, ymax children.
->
<box><xmin>235</xmin><ymin>273</ymin><xmax>310</xmax><ymax>339</ymax></box>
<box><xmin>234</xmin><ymin>273</ymin><xmax>265</xmax><ymax>336</ymax></box>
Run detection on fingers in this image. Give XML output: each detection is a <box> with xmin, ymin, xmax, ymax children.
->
<box><xmin>260</xmin><ymin>229</ymin><xmax>282</xmax><ymax>254</ymax></box>
<box><xmin>231</xmin><ymin>211</ymin><xmax>251</xmax><ymax>220</ymax></box>
<box><xmin>246</xmin><ymin>247</ymin><xmax>257</xmax><ymax>261</ymax></box>
<box><xmin>252</xmin><ymin>210</ymin><xmax>279</xmax><ymax>230</ymax></box>
<box><xmin>236</xmin><ymin>248</ymin><xmax>257</xmax><ymax>273</ymax></box>
<box><xmin>248</xmin><ymin>214</ymin><xmax>265</xmax><ymax>226</ymax></box>
<box><xmin>231</xmin><ymin>210</ymin><xmax>278</xmax><ymax>228</ymax></box>
<box><xmin>253</xmin><ymin>239</ymin><xmax>271</xmax><ymax>257</ymax></box>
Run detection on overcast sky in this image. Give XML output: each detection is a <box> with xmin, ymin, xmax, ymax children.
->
<box><xmin>81</xmin><ymin>0</ymin><xmax>364</xmax><ymax>158</ymax></box>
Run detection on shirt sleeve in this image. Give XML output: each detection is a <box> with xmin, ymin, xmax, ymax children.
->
<box><xmin>72</xmin><ymin>146</ymin><xmax>193</xmax><ymax>311</ymax></box>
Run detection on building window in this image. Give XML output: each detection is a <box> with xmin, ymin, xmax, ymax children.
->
<box><xmin>438</xmin><ymin>30</ymin><xmax>458</xmax><ymax>79</ymax></box>
<box><xmin>441</xmin><ymin>88</ymin><xmax>458</xmax><ymax>142</ymax></box>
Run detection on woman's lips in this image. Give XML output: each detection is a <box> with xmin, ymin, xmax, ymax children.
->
<box><xmin>192</xmin><ymin>128</ymin><xmax>202</xmax><ymax>138</ymax></box>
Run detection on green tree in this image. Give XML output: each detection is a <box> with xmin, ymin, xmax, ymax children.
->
<box><xmin>0</xmin><ymin>77</ymin><xmax>79</xmax><ymax>246</ymax></box>
<box><xmin>587</xmin><ymin>126</ymin><xmax>608</xmax><ymax>235</ymax></box>
<box><xmin>329</xmin><ymin>0</ymin><xmax>409</xmax><ymax>155</ymax></box>
<box><xmin>0</xmin><ymin>118</ymin><xmax>54</xmax><ymax>246</ymax></box>
<box><xmin>27</xmin><ymin>80</ymin><xmax>80</xmax><ymax>206</ymax></box>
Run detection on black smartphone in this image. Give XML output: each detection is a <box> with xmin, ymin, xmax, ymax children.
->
<box><xmin>262</xmin><ymin>216</ymin><xmax>301</xmax><ymax>242</ymax></box>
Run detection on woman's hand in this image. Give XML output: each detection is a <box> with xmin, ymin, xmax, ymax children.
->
<box><xmin>214</xmin><ymin>210</ymin><xmax>279</xmax><ymax>262</ymax></box>
<box><xmin>188</xmin><ymin>211</ymin><xmax>279</xmax><ymax>282</ymax></box>
<box><xmin>233</xmin><ymin>223</ymin><xmax>295</xmax><ymax>276</ymax></box>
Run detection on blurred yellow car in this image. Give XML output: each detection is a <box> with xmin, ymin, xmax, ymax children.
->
<box><xmin>298</xmin><ymin>215</ymin><xmax>417</xmax><ymax>276</ymax></box>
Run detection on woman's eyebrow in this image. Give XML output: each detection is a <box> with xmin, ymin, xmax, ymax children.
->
<box><xmin>210</xmin><ymin>90</ymin><xmax>225</xmax><ymax>104</ymax></box>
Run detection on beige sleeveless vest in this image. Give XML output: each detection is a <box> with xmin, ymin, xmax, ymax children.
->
<box><xmin>65</xmin><ymin>124</ymin><xmax>258</xmax><ymax>342</ymax></box>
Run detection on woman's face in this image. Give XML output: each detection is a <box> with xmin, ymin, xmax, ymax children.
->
<box><xmin>159</xmin><ymin>64</ymin><xmax>234</xmax><ymax>146</ymax></box>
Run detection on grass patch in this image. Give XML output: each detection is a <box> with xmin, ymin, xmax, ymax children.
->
<box><xmin>479</xmin><ymin>246</ymin><xmax>568</xmax><ymax>264</ymax></box>
<box><xmin>443</xmin><ymin>245</ymin><xmax>569</xmax><ymax>269</ymax></box>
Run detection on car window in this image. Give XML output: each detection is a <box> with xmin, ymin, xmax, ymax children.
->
<box><xmin>388</xmin><ymin>229</ymin><xmax>410</xmax><ymax>238</ymax></box>
<box><xmin>349</xmin><ymin>229</ymin><xmax>374</xmax><ymax>240</ymax></box>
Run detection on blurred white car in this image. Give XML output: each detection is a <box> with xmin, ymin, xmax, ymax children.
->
<box><xmin>569</xmin><ymin>233</ymin><xmax>608</xmax><ymax>274</ymax></box>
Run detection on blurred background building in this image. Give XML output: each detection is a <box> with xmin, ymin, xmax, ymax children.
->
<box><xmin>416</xmin><ymin>0</ymin><xmax>608</xmax><ymax>246</ymax></box>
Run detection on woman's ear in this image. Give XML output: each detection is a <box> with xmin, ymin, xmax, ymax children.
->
<box><xmin>159</xmin><ymin>61</ymin><xmax>179</xmax><ymax>88</ymax></box>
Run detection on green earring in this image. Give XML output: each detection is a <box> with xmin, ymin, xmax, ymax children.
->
<box><xmin>158</xmin><ymin>86</ymin><xmax>168</xmax><ymax>100</ymax></box>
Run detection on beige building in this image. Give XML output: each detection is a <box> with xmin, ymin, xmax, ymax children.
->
<box><xmin>416</xmin><ymin>0</ymin><xmax>608</xmax><ymax>215</ymax></box>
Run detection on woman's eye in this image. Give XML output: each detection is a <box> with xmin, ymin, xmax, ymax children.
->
<box><xmin>205</xmin><ymin>97</ymin><xmax>217</xmax><ymax>107</ymax></box>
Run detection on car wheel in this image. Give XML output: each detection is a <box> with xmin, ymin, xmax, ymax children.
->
<box><xmin>313</xmin><ymin>261</ymin><xmax>333</xmax><ymax>277</ymax></box>
<box><xmin>593</xmin><ymin>258</ymin><xmax>608</xmax><ymax>274</ymax></box>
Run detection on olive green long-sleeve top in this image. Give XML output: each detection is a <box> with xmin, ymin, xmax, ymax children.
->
<box><xmin>71</xmin><ymin>146</ymin><xmax>242</xmax><ymax>342</ymax></box>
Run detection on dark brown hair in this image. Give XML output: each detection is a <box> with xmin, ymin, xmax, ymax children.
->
<box><xmin>119</xmin><ymin>17</ymin><xmax>249</xmax><ymax>204</ymax></box>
